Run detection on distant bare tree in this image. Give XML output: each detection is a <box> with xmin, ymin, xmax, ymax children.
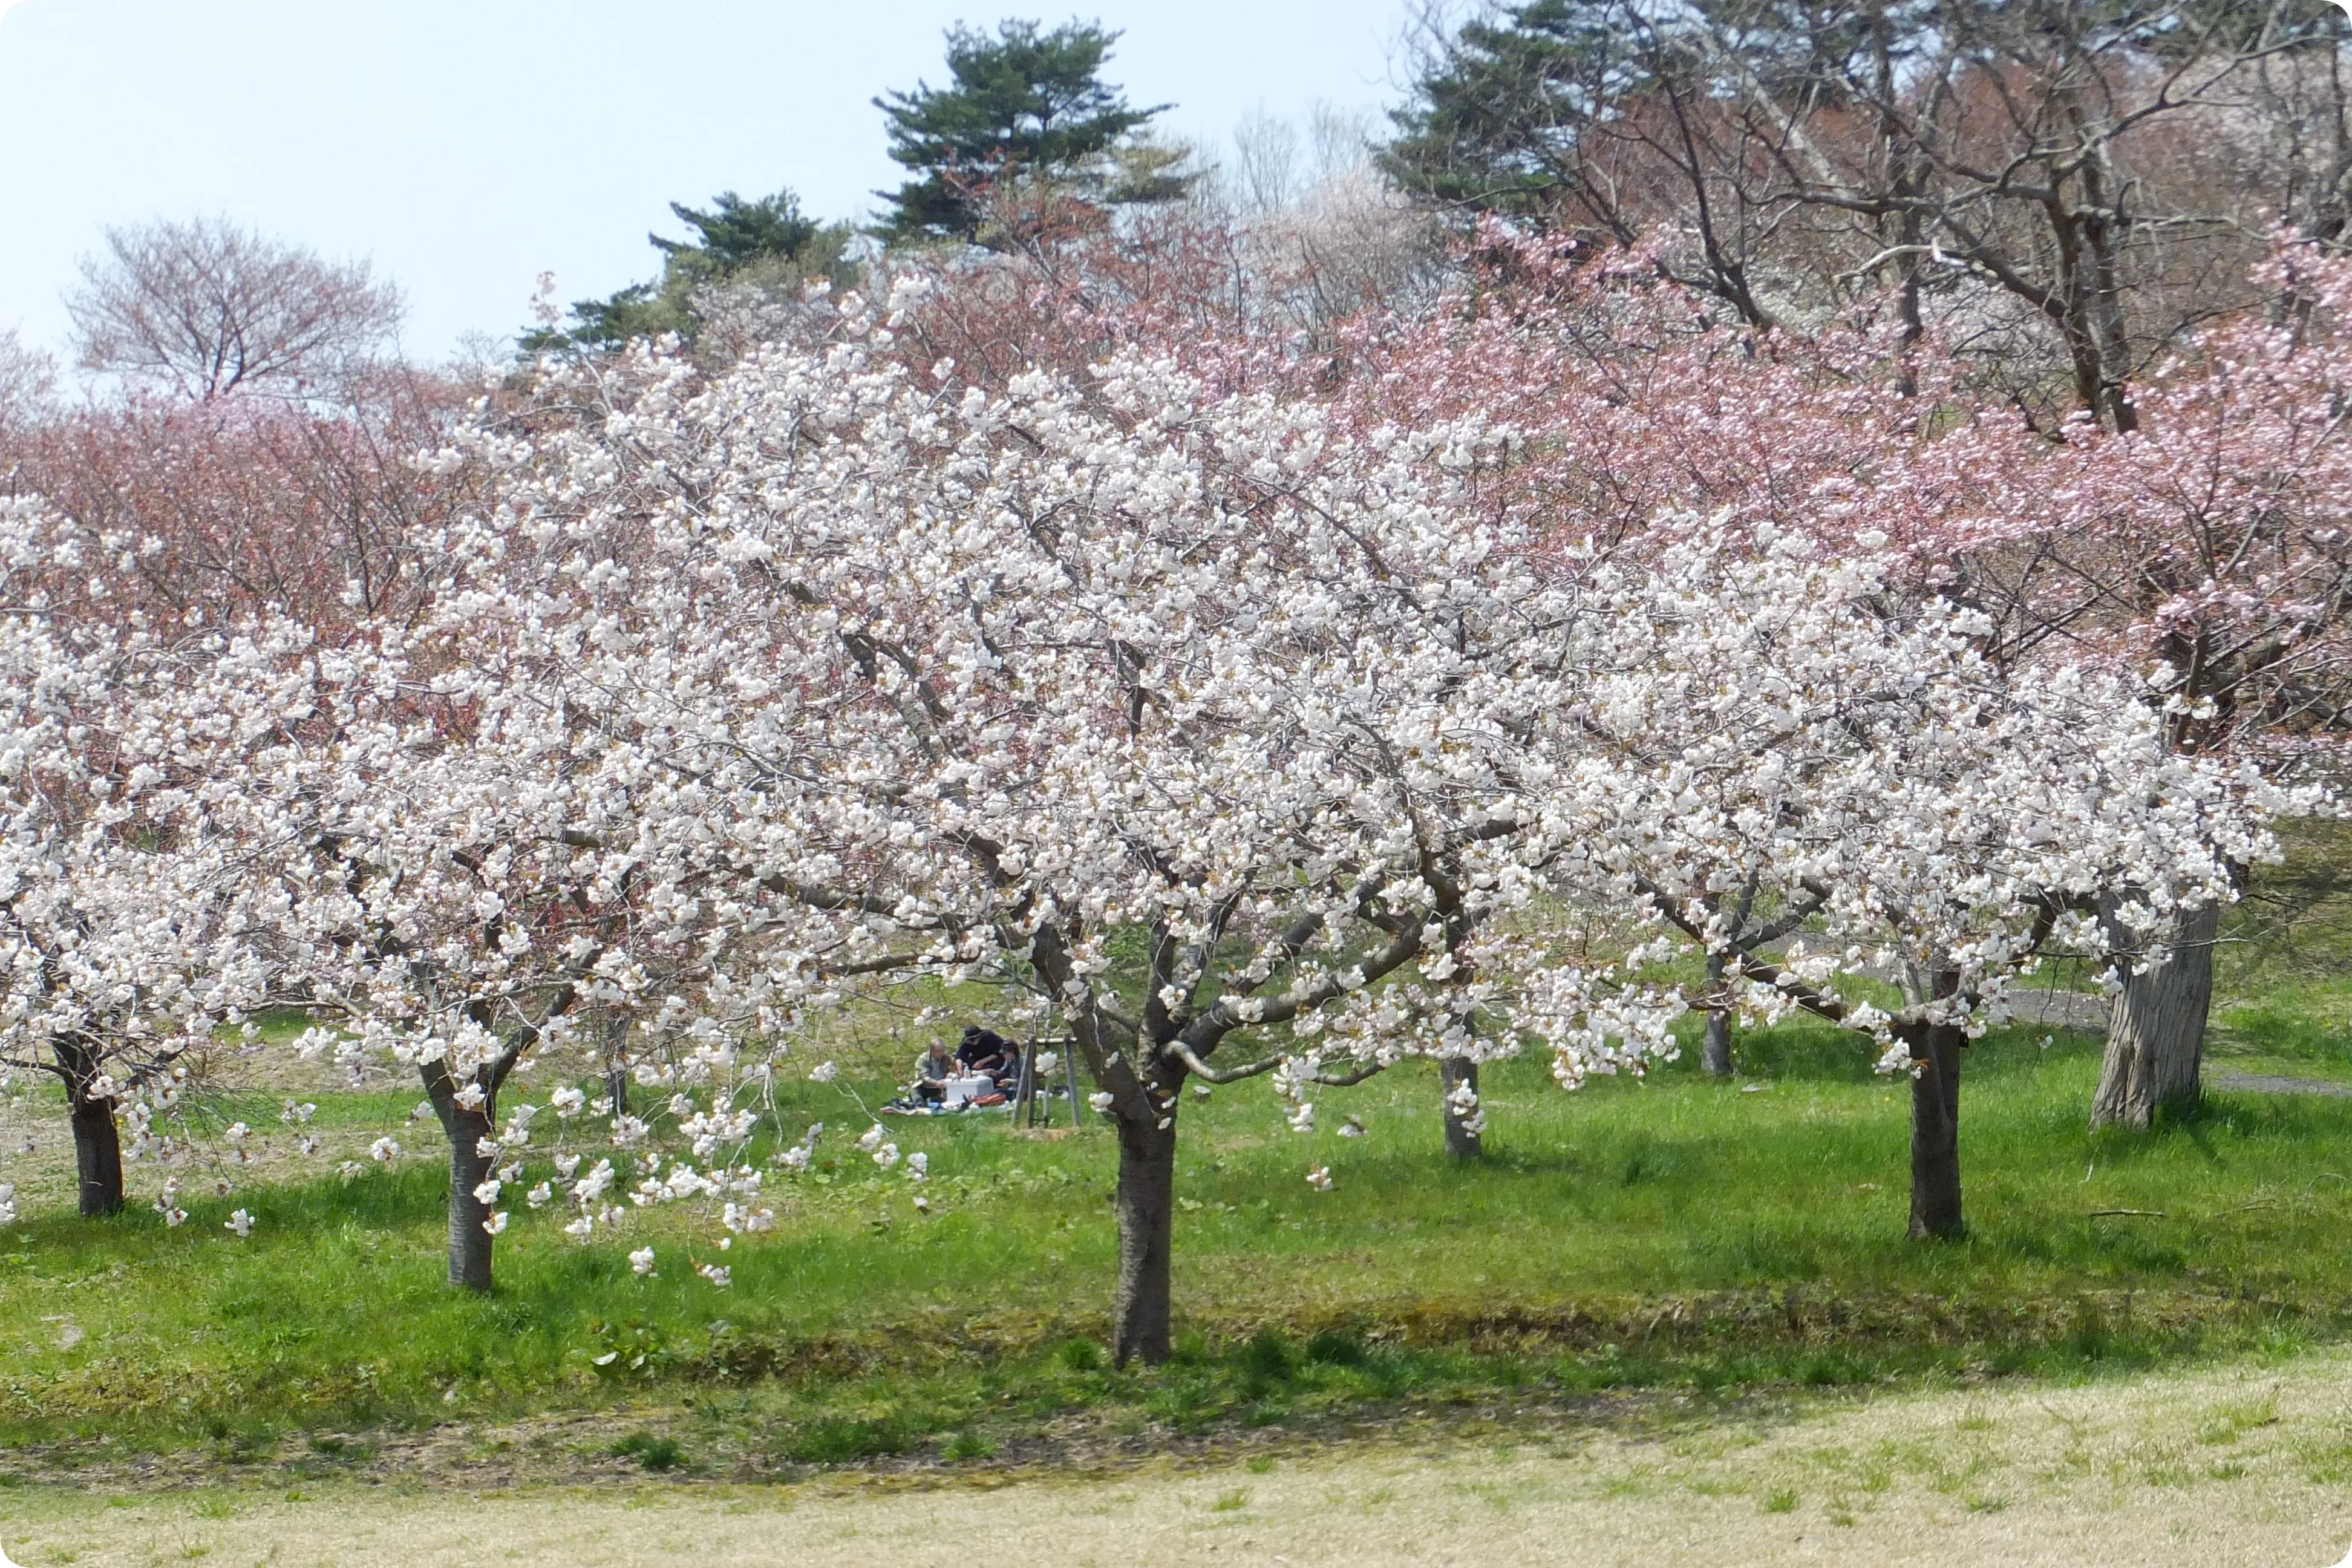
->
<box><xmin>1198</xmin><ymin>105</ymin><xmax>1447</xmax><ymax>327</ymax></box>
<box><xmin>67</xmin><ymin>218</ymin><xmax>403</xmax><ymax>400</ymax></box>
<box><xmin>1231</xmin><ymin>108</ymin><xmax>1308</xmax><ymax>218</ymax></box>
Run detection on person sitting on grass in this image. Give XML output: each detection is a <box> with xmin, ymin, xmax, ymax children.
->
<box><xmin>913</xmin><ymin>1037</ymin><xmax>956</xmax><ymax>1106</ymax></box>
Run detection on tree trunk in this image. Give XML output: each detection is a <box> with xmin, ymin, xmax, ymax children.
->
<box><xmin>2075</xmin><ymin>145</ymin><xmax>2141</xmax><ymax>434</ymax></box>
<box><xmin>2091</xmin><ymin>901</ymin><xmax>2218</xmax><ymax>1129</ymax></box>
<box><xmin>425</xmin><ymin>1067</ymin><xmax>497</xmax><ymax>1292</ymax></box>
<box><xmin>1441</xmin><ymin>1056</ymin><xmax>1482</xmax><ymax>1158</ymax></box>
<box><xmin>54</xmin><ymin>1040</ymin><xmax>124</xmax><ymax>1218</ymax></box>
<box><xmin>71</xmin><ymin>1091</ymin><xmax>125</xmax><ymax>1219</ymax></box>
<box><xmin>1110</xmin><ymin>1110</ymin><xmax>1176</xmax><ymax>1367</ymax></box>
<box><xmin>1905</xmin><ymin>1021</ymin><xmax>1964</xmax><ymax>1240</ymax></box>
<box><xmin>64</xmin><ymin>1095</ymin><xmax>123</xmax><ymax>1222</ymax></box>
<box><xmin>1702</xmin><ymin>1010</ymin><xmax>1734</xmax><ymax>1077</ymax></box>
<box><xmin>604</xmin><ymin>1013</ymin><xmax>629</xmax><ymax>1116</ymax></box>
<box><xmin>1701</xmin><ymin>950</ymin><xmax>1734</xmax><ymax>1077</ymax></box>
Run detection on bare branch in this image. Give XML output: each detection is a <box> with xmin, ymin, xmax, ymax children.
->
<box><xmin>67</xmin><ymin>218</ymin><xmax>403</xmax><ymax>401</ymax></box>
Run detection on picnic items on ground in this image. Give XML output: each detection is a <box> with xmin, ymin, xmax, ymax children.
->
<box><xmin>884</xmin><ymin>1024</ymin><xmax>1080</xmax><ymax>1121</ymax></box>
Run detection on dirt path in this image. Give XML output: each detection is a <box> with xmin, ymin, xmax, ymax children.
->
<box><xmin>7</xmin><ymin>1349</ymin><xmax>2352</xmax><ymax>1566</ymax></box>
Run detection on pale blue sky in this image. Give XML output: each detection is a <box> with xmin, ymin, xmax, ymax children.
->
<box><xmin>0</xmin><ymin>0</ymin><xmax>1406</xmax><ymax>365</ymax></box>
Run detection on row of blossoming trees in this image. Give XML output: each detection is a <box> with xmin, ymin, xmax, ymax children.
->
<box><xmin>0</xmin><ymin>224</ymin><xmax>2339</xmax><ymax>1364</ymax></box>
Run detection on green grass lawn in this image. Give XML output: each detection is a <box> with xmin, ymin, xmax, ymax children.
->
<box><xmin>6</xmin><ymin>1007</ymin><xmax>2352</xmax><ymax>1477</ymax></box>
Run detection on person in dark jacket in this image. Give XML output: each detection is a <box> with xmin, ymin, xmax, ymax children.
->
<box><xmin>958</xmin><ymin>1025</ymin><xmax>1016</xmax><ymax>1086</ymax></box>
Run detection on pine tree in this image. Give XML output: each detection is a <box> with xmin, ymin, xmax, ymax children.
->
<box><xmin>529</xmin><ymin>188</ymin><xmax>854</xmax><ymax>351</ymax></box>
<box><xmin>1383</xmin><ymin>0</ymin><xmax>1658</xmax><ymax>224</ymax></box>
<box><xmin>652</xmin><ymin>191</ymin><xmax>826</xmax><ymax>273</ymax></box>
<box><xmin>873</xmin><ymin>19</ymin><xmax>1189</xmax><ymax>247</ymax></box>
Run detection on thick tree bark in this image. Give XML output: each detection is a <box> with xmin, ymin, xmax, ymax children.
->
<box><xmin>2091</xmin><ymin>901</ymin><xmax>2218</xmax><ymax>1129</ymax></box>
<box><xmin>1904</xmin><ymin>1021</ymin><xmax>1964</xmax><ymax>1240</ymax></box>
<box><xmin>55</xmin><ymin>1040</ymin><xmax>124</xmax><ymax>1218</ymax></box>
<box><xmin>1441</xmin><ymin>1056</ymin><xmax>1482</xmax><ymax>1158</ymax></box>
<box><xmin>68</xmin><ymin>1093</ymin><xmax>125</xmax><ymax>1220</ymax></box>
<box><xmin>424</xmin><ymin>1065</ymin><xmax>497</xmax><ymax>1292</ymax></box>
<box><xmin>1111</xmin><ymin>1111</ymin><xmax>1176</xmax><ymax>1367</ymax></box>
<box><xmin>71</xmin><ymin>1091</ymin><xmax>125</xmax><ymax>1219</ymax></box>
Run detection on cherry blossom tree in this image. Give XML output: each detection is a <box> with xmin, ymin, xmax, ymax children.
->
<box><xmin>1533</xmin><ymin>526</ymin><xmax>2295</xmax><ymax>1236</ymax></box>
<box><xmin>0</xmin><ymin>500</ymin><xmax>288</xmax><ymax>1215</ymax></box>
<box><xmin>1919</xmin><ymin>242</ymin><xmax>2352</xmax><ymax>1126</ymax></box>
<box><xmin>189</xmin><ymin>518</ymin><xmax>704</xmax><ymax>1288</ymax></box>
<box><xmin>0</xmin><ymin>363</ymin><xmax>491</xmax><ymax>1227</ymax></box>
<box><xmin>442</xmin><ymin>310</ymin><xmax>1690</xmax><ymax>1359</ymax></box>
<box><xmin>6</xmin><ymin>368</ymin><xmax>472</xmax><ymax>632</ymax></box>
<box><xmin>170</xmin><ymin>344</ymin><xmax>836</xmax><ymax>1291</ymax></box>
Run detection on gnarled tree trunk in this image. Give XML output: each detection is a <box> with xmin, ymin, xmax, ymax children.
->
<box><xmin>1905</xmin><ymin>1021</ymin><xmax>1964</xmax><ymax>1240</ymax></box>
<box><xmin>2091</xmin><ymin>902</ymin><xmax>2218</xmax><ymax>1129</ymax></box>
<box><xmin>1441</xmin><ymin>1056</ymin><xmax>1481</xmax><ymax>1158</ymax></box>
<box><xmin>424</xmin><ymin>1065</ymin><xmax>497</xmax><ymax>1292</ymax></box>
<box><xmin>56</xmin><ymin>1040</ymin><xmax>124</xmax><ymax>1218</ymax></box>
<box><xmin>1111</xmin><ymin>1108</ymin><xmax>1176</xmax><ymax>1367</ymax></box>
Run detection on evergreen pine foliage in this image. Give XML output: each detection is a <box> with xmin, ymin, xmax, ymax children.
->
<box><xmin>873</xmin><ymin>18</ymin><xmax>1190</xmax><ymax>246</ymax></box>
<box><xmin>1383</xmin><ymin>0</ymin><xmax>1655</xmax><ymax>222</ymax></box>
<box><xmin>651</xmin><ymin>191</ymin><xmax>825</xmax><ymax>271</ymax></box>
<box><xmin>528</xmin><ymin>188</ymin><xmax>855</xmax><ymax>352</ymax></box>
